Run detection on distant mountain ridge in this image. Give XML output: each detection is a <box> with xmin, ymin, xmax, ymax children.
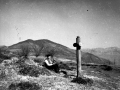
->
<box><xmin>82</xmin><ymin>47</ymin><xmax>120</xmax><ymax>65</ymax></box>
<box><xmin>8</xmin><ymin>39</ymin><xmax>111</xmax><ymax>65</ymax></box>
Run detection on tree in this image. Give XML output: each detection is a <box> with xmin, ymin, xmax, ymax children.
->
<box><xmin>33</xmin><ymin>45</ymin><xmax>44</xmax><ymax>57</ymax></box>
<box><xmin>46</xmin><ymin>48</ymin><xmax>58</xmax><ymax>57</ymax></box>
<box><xmin>17</xmin><ymin>45</ymin><xmax>30</xmax><ymax>59</ymax></box>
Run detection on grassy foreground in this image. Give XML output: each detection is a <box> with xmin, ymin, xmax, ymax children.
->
<box><xmin>0</xmin><ymin>57</ymin><xmax>120</xmax><ymax>90</ymax></box>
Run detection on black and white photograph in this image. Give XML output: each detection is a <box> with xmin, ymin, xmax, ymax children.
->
<box><xmin>0</xmin><ymin>0</ymin><xmax>120</xmax><ymax>90</ymax></box>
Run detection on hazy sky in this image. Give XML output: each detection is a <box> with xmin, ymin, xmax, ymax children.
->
<box><xmin>0</xmin><ymin>0</ymin><xmax>120</xmax><ymax>49</ymax></box>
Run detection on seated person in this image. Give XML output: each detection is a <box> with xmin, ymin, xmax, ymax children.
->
<box><xmin>43</xmin><ymin>54</ymin><xmax>60</xmax><ymax>73</ymax></box>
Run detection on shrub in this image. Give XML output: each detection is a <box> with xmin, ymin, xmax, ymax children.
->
<box><xmin>0</xmin><ymin>69</ymin><xmax>6</xmax><ymax>80</ymax></box>
<box><xmin>45</xmin><ymin>49</ymin><xmax>58</xmax><ymax>57</ymax></box>
<box><xmin>18</xmin><ymin>64</ymin><xmax>51</xmax><ymax>77</ymax></box>
<box><xmin>0</xmin><ymin>86</ymin><xmax>8</xmax><ymax>90</ymax></box>
<box><xmin>1</xmin><ymin>60</ymin><xmax>12</xmax><ymax>66</ymax></box>
<box><xmin>17</xmin><ymin>45</ymin><xmax>31</xmax><ymax>59</ymax></box>
<box><xmin>0</xmin><ymin>47</ymin><xmax>10</xmax><ymax>59</ymax></box>
<box><xmin>0</xmin><ymin>58</ymin><xmax>4</xmax><ymax>63</ymax></box>
<box><xmin>34</xmin><ymin>58</ymin><xmax>44</xmax><ymax>66</ymax></box>
<box><xmin>71</xmin><ymin>77</ymin><xmax>93</xmax><ymax>86</ymax></box>
<box><xmin>32</xmin><ymin>45</ymin><xmax>44</xmax><ymax>57</ymax></box>
<box><xmin>59</xmin><ymin>62</ymin><xmax>71</xmax><ymax>70</ymax></box>
<box><xmin>9</xmin><ymin>81</ymin><xmax>42</xmax><ymax>90</ymax></box>
<box><xmin>99</xmin><ymin>65</ymin><xmax>112</xmax><ymax>71</ymax></box>
<box><xmin>0</xmin><ymin>64</ymin><xmax>7</xmax><ymax>80</ymax></box>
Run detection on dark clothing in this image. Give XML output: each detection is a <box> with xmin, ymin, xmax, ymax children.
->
<box><xmin>44</xmin><ymin>62</ymin><xmax>60</xmax><ymax>73</ymax></box>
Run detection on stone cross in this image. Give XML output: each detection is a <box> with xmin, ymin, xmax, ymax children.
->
<box><xmin>73</xmin><ymin>36</ymin><xmax>82</xmax><ymax>78</ymax></box>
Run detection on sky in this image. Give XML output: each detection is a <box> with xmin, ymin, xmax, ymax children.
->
<box><xmin>0</xmin><ymin>0</ymin><xmax>120</xmax><ymax>49</ymax></box>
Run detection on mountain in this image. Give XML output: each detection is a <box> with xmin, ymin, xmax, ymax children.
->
<box><xmin>0</xmin><ymin>45</ymin><xmax>8</xmax><ymax>49</ymax></box>
<box><xmin>81</xmin><ymin>52</ymin><xmax>111</xmax><ymax>65</ymax></box>
<box><xmin>82</xmin><ymin>47</ymin><xmax>120</xmax><ymax>65</ymax></box>
<box><xmin>9</xmin><ymin>39</ymin><xmax>76</xmax><ymax>59</ymax></box>
<box><xmin>8</xmin><ymin>39</ymin><xmax>111</xmax><ymax>65</ymax></box>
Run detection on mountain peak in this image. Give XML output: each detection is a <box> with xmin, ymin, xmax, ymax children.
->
<box><xmin>25</xmin><ymin>39</ymin><xmax>34</xmax><ymax>42</ymax></box>
<box><xmin>35</xmin><ymin>39</ymin><xmax>54</xmax><ymax>43</ymax></box>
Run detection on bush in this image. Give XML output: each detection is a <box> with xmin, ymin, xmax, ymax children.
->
<box><xmin>0</xmin><ymin>69</ymin><xmax>6</xmax><ymax>80</ymax></box>
<box><xmin>0</xmin><ymin>58</ymin><xmax>4</xmax><ymax>63</ymax></box>
<box><xmin>34</xmin><ymin>58</ymin><xmax>44</xmax><ymax>66</ymax></box>
<box><xmin>1</xmin><ymin>60</ymin><xmax>12</xmax><ymax>66</ymax></box>
<box><xmin>32</xmin><ymin>45</ymin><xmax>44</xmax><ymax>57</ymax></box>
<box><xmin>9</xmin><ymin>81</ymin><xmax>42</xmax><ymax>90</ymax></box>
<box><xmin>0</xmin><ymin>47</ymin><xmax>11</xmax><ymax>60</ymax></box>
<box><xmin>18</xmin><ymin>64</ymin><xmax>51</xmax><ymax>77</ymax></box>
<box><xmin>15</xmin><ymin>57</ymin><xmax>26</xmax><ymax>66</ymax></box>
<box><xmin>99</xmin><ymin>65</ymin><xmax>112</xmax><ymax>71</ymax></box>
<box><xmin>17</xmin><ymin>45</ymin><xmax>31</xmax><ymax>58</ymax></box>
<box><xmin>71</xmin><ymin>77</ymin><xmax>93</xmax><ymax>86</ymax></box>
<box><xmin>0</xmin><ymin>86</ymin><xmax>8</xmax><ymax>90</ymax></box>
<box><xmin>59</xmin><ymin>62</ymin><xmax>71</xmax><ymax>70</ymax></box>
<box><xmin>0</xmin><ymin>64</ymin><xmax>7</xmax><ymax>80</ymax></box>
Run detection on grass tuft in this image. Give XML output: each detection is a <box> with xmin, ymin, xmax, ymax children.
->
<box><xmin>8</xmin><ymin>81</ymin><xmax>42</xmax><ymax>90</ymax></box>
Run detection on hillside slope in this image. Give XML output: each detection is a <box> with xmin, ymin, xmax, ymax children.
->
<box><xmin>82</xmin><ymin>47</ymin><xmax>120</xmax><ymax>65</ymax></box>
<box><xmin>8</xmin><ymin>39</ymin><xmax>111</xmax><ymax>65</ymax></box>
<box><xmin>9</xmin><ymin>39</ymin><xmax>75</xmax><ymax>59</ymax></box>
